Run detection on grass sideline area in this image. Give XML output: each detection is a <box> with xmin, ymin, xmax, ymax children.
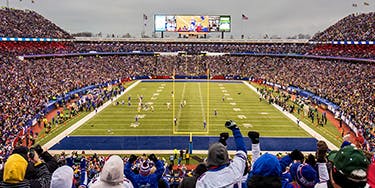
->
<box><xmin>251</xmin><ymin>83</ymin><xmax>343</xmax><ymax>147</ymax></box>
<box><xmin>36</xmin><ymin>81</ymin><xmax>136</xmax><ymax>146</ymax></box>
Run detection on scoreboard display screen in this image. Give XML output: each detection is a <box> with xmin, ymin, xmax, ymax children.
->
<box><xmin>155</xmin><ymin>15</ymin><xmax>231</xmax><ymax>32</ymax></box>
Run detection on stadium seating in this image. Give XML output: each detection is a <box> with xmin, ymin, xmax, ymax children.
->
<box><xmin>312</xmin><ymin>12</ymin><xmax>375</xmax><ymax>41</ymax></box>
<box><xmin>0</xmin><ymin>8</ymin><xmax>72</xmax><ymax>38</ymax></box>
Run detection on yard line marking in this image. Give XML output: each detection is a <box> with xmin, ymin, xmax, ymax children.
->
<box><xmin>230</xmin><ymin>102</ymin><xmax>236</xmax><ymax>106</ymax></box>
<box><xmin>198</xmin><ymin>83</ymin><xmax>206</xmax><ymax>123</ymax></box>
<box><xmin>243</xmin><ymin>123</ymin><xmax>253</xmax><ymax>128</ymax></box>
<box><xmin>220</xmin><ymin>87</ymin><xmax>225</xmax><ymax>89</ymax></box>
<box><xmin>227</xmin><ymin>97</ymin><xmax>233</xmax><ymax>100</ymax></box>
<box><xmin>233</xmin><ymin>108</ymin><xmax>241</xmax><ymax>112</ymax></box>
<box><xmin>224</xmin><ymin>93</ymin><xmax>230</xmax><ymax>96</ymax></box>
<box><xmin>238</xmin><ymin>115</ymin><xmax>247</xmax><ymax>119</ymax></box>
<box><xmin>176</xmin><ymin>83</ymin><xmax>187</xmax><ymax>128</ymax></box>
<box><xmin>157</xmin><ymin>89</ymin><xmax>162</xmax><ymax>92</ymax></box>
<box><xmin>222</xmin><ymin>90</ymin><xmax>228</xmax><ymax>93</ymax></box>
<box><xmin>153</xmin><ymin>93</ymin><xmax>159</xmax><ymax>96</ymax></box>
<box><xmin>218</xmin><ymin>84</ymin><xmax>223</xmax><ymax>86</ymax></box>
<box><xmin>151</xmin><ymin>97</ymin><xmax>157</xmax><ymax>100</ymax></box>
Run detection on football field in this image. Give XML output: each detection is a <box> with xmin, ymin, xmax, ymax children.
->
<box><xmin>71</xmin><ymin>81</ymin><xmax>311</xmax><ymax>137</ymax></box>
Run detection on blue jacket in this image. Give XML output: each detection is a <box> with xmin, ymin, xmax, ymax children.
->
<box><xmin>124</xmin><ymin>160</ymin><xmax>165</xmax><ymax>188</ymax></box>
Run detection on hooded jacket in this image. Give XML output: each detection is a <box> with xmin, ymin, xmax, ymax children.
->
<box><xmin>90</xmin><ymin>155</ymin><xmax>133</xmax><ymax>188</ymax></box>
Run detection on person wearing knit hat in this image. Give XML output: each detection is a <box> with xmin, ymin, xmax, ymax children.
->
<box><xmin>139</xmin><ymin>161</ymin><xmax>151</xmax><ymax>176</ymax></box>
<box><xmin>206</xmin><ymin>142</ymin><xmax>229</xmax><ymax>167</ymax></box>
<box><xmin>247</xmin><ymin>153</ymin><xmax>282</xmax><ymax>188</ymax></box>
<box><xmin>327</xmin><ymin>145</ymin><xmax>370</xmax><ymax>188</ymax></box>
<box><xmin>89</xmin><ymin>155</ymin><xmax>133</xmax><ymax>188</ymax></box>
<box><xmin>50</xmin><ymin>165</ymin><xmax>74</xmax><ymax>188</ymax></box>
<box><xmin>287</xmin><ymin>162</ymin><xmax>317</xmax><ymax>188</ymax></box>
<box><xmin>0</xmin><ymin>152</ymin><xmax>52</xmax><ymax>188</ymax></box>
<box><xmin>124</xmin><ymin>154</ymin><xmax>164</xmax><ymax>188</ymax></box>
<box><xmin>196</xmin><ymin>120</ymin><xmax>247</xmax><ymax>188</ymax></box>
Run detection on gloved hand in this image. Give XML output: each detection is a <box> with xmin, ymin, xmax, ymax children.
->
<box><xmin>248</xmin><ymin>131</ymin><xmax>260</xmax><ymax>144</ymax></box>
<box><xmin>149</xmin><ymin>154</ymin><xmax>158</xmax><ymax>163</ymax></box>
<box><xmin>219</xmin><ymin>132</ymin><xmax>229</xmax><ymax>146</ymax></box>
<box><xmin>225</xmin><ymin>120</ymin><xmax>238</xmax><ymax>130</ymax></box>
<box><xmin>33</xmin><ymin>144</ymin><xmax>44</xmax><ymax>155</ymax></box>
<box><xmin>316</xmin><ymin>140</ymin><xmax>328</xmax><ymax>162</ymax></box>
<box><xmin>128</xmin><ymin>154</ymin><xmax>137</xmax><ymax>163</ymax></box>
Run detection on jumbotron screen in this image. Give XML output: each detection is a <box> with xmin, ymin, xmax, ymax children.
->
<box><xmin>154</xmin><ymin>15</ymin><xmax>231</xmax><ymax>32</ymax></box>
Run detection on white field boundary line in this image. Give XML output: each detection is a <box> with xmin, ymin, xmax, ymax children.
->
<box><xmin>242</xmin><ymin>81</ymin><xmax>339</xmax><ymax>150</ymax></box>
<box><xmin>44</xmin><ymin>80</ymin><xmax>142</xmax><ymax>150</ymax></box>
<box><xmin>48</xmin><ymin>150</ymin><xmax>316</xmax><ymax>155</ymax></box>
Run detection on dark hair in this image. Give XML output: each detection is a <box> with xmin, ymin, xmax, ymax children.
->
<box><xmin>305</xmin><ymin>154</ymin><xmax>316</xmax><ymax>167</ymax></box>
<box><xmin>194</xmin><ymin>163</ymin><xmax>207</xmax><ymax>177</ymax></box>
<box><xmin>247</xmin><ymin>175</ymin><xmax>282</xmax><ymax>188</ymax></box>
<box><xmin>331</xmin><ymin>169</ymin><xmax>367</xmax><ymax>188</ymax></box>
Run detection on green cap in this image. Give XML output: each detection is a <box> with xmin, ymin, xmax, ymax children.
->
<box><xmin>328</xmin><ymin>145</ymin><xmax>370</xmax><ymax>182</ymax></box>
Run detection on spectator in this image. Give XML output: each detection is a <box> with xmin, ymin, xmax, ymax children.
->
<box><xmin>89</xmin><ymin>155</ymin><xmax>133</xmax><ymax>188</ymax></box>
<box><xmin>287</xmin><ymin>162</ymin><xmax>318</xmax><ymax>188</ymax></box>
<box><xmin>125</xmin><ymin>154</ymin><xmax>164</xmax><ymax>188</ymax></box>
<box><xmin>326</xmin><ymin>145</ymin><xmax>370</xmax><ymax>188</ymax></box>
<box><xmin>247</xmin><ymin>153</ymin><xmax>282</xmax><ymax>188</ymax></box>
<box><xmin>50</xmin><ymin>165</ymin><xmax>73</xmax><ymax>188</ymax></box>
<box><xmin>367</xmin><ymin>162</ymin><xmax>375</xmax><ymax>188</ymax></box>
<box><xmin>196</xmin><ymin>120</ymin><xmax>247</xmax><ymax>187</ymax></box>
<box><xmin>0</xmin><ymin>149</ymin><xmax>51</xmax><ymax>187</ymax></box>
<box><xmin>178</xmin><ymin>163</ymin><xmax>207</xmax><ymax>188</ymax></box>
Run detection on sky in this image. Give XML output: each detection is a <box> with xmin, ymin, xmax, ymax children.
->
<box><xmin>1</xmin><ymin>0</ymin><xmax>374</xmax><ymax>38</ymax></box>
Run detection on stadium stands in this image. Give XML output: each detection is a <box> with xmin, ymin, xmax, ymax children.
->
<box><xmin>0</xmin><ymin>8</ymin><xmax>72</xmax><ymax>38</ymax></box>
<box><xmin>312</xmin><ymin>12</ymin><xmax>375</xmax><ymax>41</ymax></box>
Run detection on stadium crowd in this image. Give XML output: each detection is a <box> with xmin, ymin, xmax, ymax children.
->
<box><xmin>73</xmin><ymin>42</ymin><xmax>312</xmax><ymax>54</ymax></box>
<box><xmin>312</xmin><ymin>12</ymin><xmax>375</xmax><ymax>41</ymax></box>
<box><xmin>0</xmin><ymin>122</ymin><xmax>374</xmax><ymax>188</ymax></box>
<box><xmin>0</xmin><ymin>8</ymin><xmax>71</xmax><ymax>38</ymax></box>
<box><xmin>308</xmin><ymin>44</ymin><xmax>375</xmax><ymax>59</ymax></box>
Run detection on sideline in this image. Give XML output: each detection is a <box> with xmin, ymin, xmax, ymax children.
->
<box><xmin>43</xmin><ymin>80</ymin><xmax>142</xmax><ymax>150</ymax></box>
<box><xmin>243</xmin><ymin>81</ymin><xmax>339</xmax><ymax>150</ymax></box>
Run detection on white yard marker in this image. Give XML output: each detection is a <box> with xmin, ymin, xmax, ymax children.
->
<box><xmin>243</xmin><ymin>123</ymin><xmax>253</xmax><ymax>128</ymax></box>
<box><xmin>224</xmin><ymin>93</ymin><xmax>230</xmax><ymax>96</ymax></box>
<box><xmin>233</xmin><ymin>108</ymin><xmax>241</xmax><ymax>112</ymax></box>
<box><xmin>227</xmin><ymin>98</ymin><xmax>233</xmax><ymax>100</ymax></box>
<box><xmin>157</xmin><ymin>90</ymin><xmax>162</xmax><ymax>92</ymax></box>
<box><xmin>230</xmin><ymin>102</ymin><xmax>236</xmax><ymax>106</ymax></box>
<box><xmin>222</xmin><ymin>90</ymin><xmax>228</xmax><ymax>93</ymax></box>
<box><xmin>238</xmin><ymin>115</ymin><xmax>247</xmax><ymax>119</ymax></box>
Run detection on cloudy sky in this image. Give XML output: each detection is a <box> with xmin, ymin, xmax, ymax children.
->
<box><xmin>1</xmin><ymin>0</ymin><xmax>374</xmax><ymax>38</ymax></box>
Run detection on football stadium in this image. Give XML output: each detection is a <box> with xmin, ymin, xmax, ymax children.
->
<box><xmin>0</xmin><ymin>0</ymin><xmax>374</xmax><ymax>187</ymax></box>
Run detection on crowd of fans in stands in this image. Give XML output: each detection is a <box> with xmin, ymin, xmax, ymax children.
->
<box><xmin>0</xmin><ymin>8</ymin><xmax>72</xmax><ymax>38</ymax></box>
<box><xmin>0</xmin><ymin>123</ymin><xmax>374</xmax><ymax>187</ymax></box>
<box><xmin>312</xmin><ymin>12</ymin><xmax>375</xmax><ymax>41</ymax></box>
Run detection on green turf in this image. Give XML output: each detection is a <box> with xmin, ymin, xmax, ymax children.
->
<box><xmin>252</xmin><ymin>83</ymin><xmax>343</xmax><ymax>146</ymax></box>
<box><xmin>71</xmin><ymin>81</ymin><xmax>311</xmax><ymax>137</ymax></box>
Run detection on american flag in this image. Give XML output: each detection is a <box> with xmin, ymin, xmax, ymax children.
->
<box><xmin>242</xmin><ymin>14</ymin><xmax>248</xmax><ymax>20</ymax></box>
